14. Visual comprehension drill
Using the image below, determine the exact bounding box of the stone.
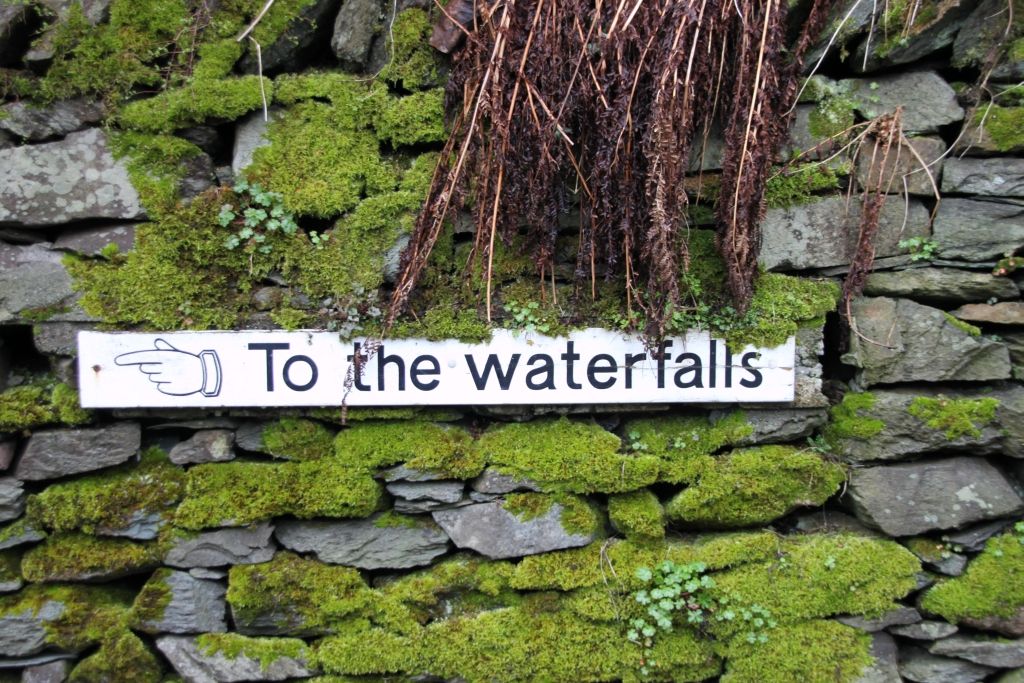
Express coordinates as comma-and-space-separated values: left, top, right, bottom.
164, 523, 276, 568
727, 408, 827, 446
169, 430, 236, 465
231, 108, 280, 174
471, 468, 541, 494
854, 631, 901, 683
863, 268, 1020, 305
930, 635, 1024, 668
0, 128, 144, 226
792, 510, 883, 537
852, 1, 974, 73
0, 441, 12, 471
332, 0, 383, 68
239, 0, 337, 72
133, 570, 227, 634
274, 515, 450, 570
387, 481, 465, 513
156, 635, 317, 682
906, 539, 968, 576
189, 567, 226, 580
804, 0, 876, 69
0, 3, 33, 66
179, 126, 223, 156
962, 607, 1024, 637
943, 520, 1011, 553
759, 196, 929, 271
793, 326, 830, 409
841, 298, 1011, 386
933, 198, 1024, 261
233, 422, 267, 452
890, 620, 958, 640
942, 158, 1024, 198
838, 607, 921, 632
0, 520, 46, 551
846, 456, 1024, 536
953, 114, 1024, 156
32, 322, 95, 357
432, 501, 597, 559
14, 423, 141, 481
383, 233, 409, 284
952, 303, 1024, 326
179, 152, 216, 200
899, 647, 995, 683
856, 136, 946, 196
95, 510, 166, 541
0, 600, 64, 657
0, 478, 24, 523
842, 72, 964, 133
0, 257, 74, 324
952, 0, 1012, 69
21, 659, 73, 683
379, 465, 448, 483
0, 99, 105, 141
1005, 332, 1024, 367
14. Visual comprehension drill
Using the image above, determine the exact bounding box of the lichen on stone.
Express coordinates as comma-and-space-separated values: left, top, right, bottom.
907, 395, 999, 440
109, 132, 205, 217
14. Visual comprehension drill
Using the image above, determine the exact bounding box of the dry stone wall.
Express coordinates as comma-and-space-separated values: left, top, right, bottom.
0, 0, 1023, 681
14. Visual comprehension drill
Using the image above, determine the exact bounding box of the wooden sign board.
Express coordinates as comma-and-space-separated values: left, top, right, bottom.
77, 329, 796, 408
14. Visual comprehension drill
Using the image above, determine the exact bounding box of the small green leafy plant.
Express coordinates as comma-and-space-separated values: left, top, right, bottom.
898, 237, 939, 262
627, 431, 649, 452
503, 300, 551, 333
993, 253, 1021, 277
218, 180, 300, 254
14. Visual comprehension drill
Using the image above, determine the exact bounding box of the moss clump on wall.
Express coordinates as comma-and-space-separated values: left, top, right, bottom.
943, 312, 982, 337
822, 391, 884, 448
503, 493, 601, 536
0, 381, 89, 432
920, 530, 1024, 622
128, 568, 174, 628
117, 76, 270, 133
26, 448, 184, 534
763, 163, 846, 208
728, 273, 838, 349
478, 418, 659, 494
261, 418, 335, 461
20, 533, 162, 583
377, 9, 444, 90
0, 583, 133, 650
373, 89, 447, 146
608, 490, 665, 540
666, 446, 846, 528
197, 633, 310, 669
69, 630, 162, 683
907, 396, 999, 440
971, 105, 1024, 152
719, 620, 871, 683
623, 413, 753, 484
110, 132, 205, 217
334, 421, 484, 479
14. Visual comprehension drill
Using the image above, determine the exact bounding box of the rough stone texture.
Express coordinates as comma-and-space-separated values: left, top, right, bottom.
0, 99, 105, 141
841, 297, 1011, 386
0, 600, 64, 657
954, 114, 1024, 156
0, 128, 145, 226
852, 1, 973, 73
0, 243, 75, 323
133, 570, 227, 634
233, 422, 267, 452
169, 430, 236, 465
387, 481, 465, 513
275, 515, 450, 570
933, 198, 1024, 261
890, 621, 959, 640
432, 501, 597, 559
0, 478, 24, 523
952, 0, 1012, 69
379, 465, 448, 483
164, 523, 276, 568
857, 136, 946, 196
842, 72, 964, 133
727, 408, 827, 446
231, 108, 280, 174
759, 196, 929, 271
846, 457, 1024, 537
0, 520, 45, 551
863, 268, 1020, 305
239, 0, 338, 73
929, 635, 1024, 668
943, 158, 1024, 197
157, 635, 317, 682
962, 607, 1024, 638
899, 646, 995, 683
794, 326, 829, 409
471, 468, 542, 494
838, 607, 921, 632
14, 423, 141, 481
331, 0, 383, 68
943, 520, 1011, 553
854, 631, 902, 683
21, 659, 73, 683
952, 303, 1024, 326
179, 152, 216, 200
95, 509, 165, 541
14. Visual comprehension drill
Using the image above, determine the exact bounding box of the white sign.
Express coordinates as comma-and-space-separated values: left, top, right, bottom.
77, 329, 796, 408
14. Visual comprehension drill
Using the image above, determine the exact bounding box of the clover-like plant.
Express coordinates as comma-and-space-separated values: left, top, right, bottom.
219, 180, 299, 254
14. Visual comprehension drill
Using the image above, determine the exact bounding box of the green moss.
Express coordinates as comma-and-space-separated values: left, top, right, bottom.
504, 493, 600, 536
907, 396, 999, 440
117, 76, 270, 133
807, 93, 856, 140
920, 531, 1024, 622
391, 306, 494, 343
0, 551, 20, 586
608, 490, 665, 540
944, 312, 982, 337
315, 622, 417, 675
378, 9, 443, 90
0, 381, 90, 432
1009, 37, 1024, 61
21, 533, 161, 583
69, 630, 162, 683
0, 583, 134, 651
719, 620, 871, 683
666, 446, 845, 528
191, 38, 244, 80
334, 421, 484, 479
227, 552, 374, 633
26, 447, 185, 534
261, 418, 335, 460
823, 392, 884, 447
972, 105, 1024, 152
0, 518, 45, 549
764, 163, 845, 208
727, 274, 838, 349
174, 459, 383, 530
197, 633, 310, 670
110, 132, 204, 217
129, 568, 174, 627
478, 418, 659, 494
373, 89, 447, 146
623, 413, 753, 484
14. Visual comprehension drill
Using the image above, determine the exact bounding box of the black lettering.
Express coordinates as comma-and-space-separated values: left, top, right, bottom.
525, 354, 556, 390
248, 342, 289, 391
740, 351, 764, 388
624, 352, 646, 389
673, 352, 704, 388
283, 355, 318, 391
724, 344, 733, 387
346, 343, 371, 391
560, 341, 582, 390
410, 355, 441, 391
708, 338, 717, 388
587, 354, 617, 389
376, 345, 406, 391
656, 340, 673, 389
465, 354, 521, 390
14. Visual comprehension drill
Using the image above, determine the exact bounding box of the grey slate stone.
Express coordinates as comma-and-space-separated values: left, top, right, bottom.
841, 297, 1011, 386
846, 457, 1024, 536
852, 2, 974, 73
890, 620, 958, 640
231, 108, 280, 174
275, 514, 450, 570
0, 260, 74, 324
432, 500, 597, 559
838, 607, 921, 632
0, 520, 46, 551
169, 429, 236, 465
14, 423, 141, 481
0, 128, 144, 227
379, 465, 448, 483
727, 408, 827, 446
863, 268, 1020, 305
842, 72, 964, 133
962, 606, 1024, 637
0, 99, 105, 141
794, 326, 830, 409
952, 302, 1024, 326
239, 0, 338, 72
331, 0, 383, 67
933, 198, 1024, 262
21, 659, 73, 683
854, 631, 901, 683
0, 478, 24, 522
856, 136, 946, 196
759, 196, 929, 271
132, 570, 227, 634
899, 646, 995, 683
32, 322, 94, 356
943, 158, 1024, 197
95, 510, 165, 541
0, 600, 64, 657
156, 635, 317, 682
164, 522, 276, 568
387, 481, 465, 513
0, 440, 12, 471
943, 520, 1011, 553
930, 635, 1024, 668
188, 567, 226, 580
0, 3, 31, 66
471, 468, 541, 494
